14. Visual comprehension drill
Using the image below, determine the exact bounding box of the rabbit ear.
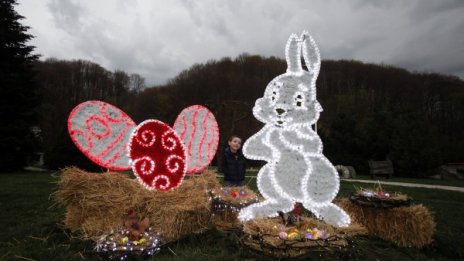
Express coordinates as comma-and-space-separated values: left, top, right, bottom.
285, 34, 303, 74
301, 31, 321, 78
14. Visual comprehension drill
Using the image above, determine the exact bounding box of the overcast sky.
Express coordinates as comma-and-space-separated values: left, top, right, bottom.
16, 0, 464, 86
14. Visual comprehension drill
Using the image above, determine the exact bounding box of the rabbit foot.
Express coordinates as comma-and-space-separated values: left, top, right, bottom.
238, 207, 255, 221
304, 202, 351, 227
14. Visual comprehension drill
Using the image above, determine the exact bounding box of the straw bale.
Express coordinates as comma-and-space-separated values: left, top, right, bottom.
54, 167, 221, 242
241, 216, 367, 258
337, 198, 435, 248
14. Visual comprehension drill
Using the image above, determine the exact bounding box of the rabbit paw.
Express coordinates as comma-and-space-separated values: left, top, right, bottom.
238, 207, 255, 222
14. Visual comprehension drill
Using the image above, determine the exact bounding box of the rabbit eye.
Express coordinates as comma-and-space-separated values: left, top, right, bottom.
271, 91, 277, 100
294, 92, 305, 109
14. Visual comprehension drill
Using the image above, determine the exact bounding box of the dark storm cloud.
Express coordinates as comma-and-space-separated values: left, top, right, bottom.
387, 1, 464, 78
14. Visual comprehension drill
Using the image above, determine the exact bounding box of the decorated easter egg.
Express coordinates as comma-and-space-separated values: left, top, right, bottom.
173, 105, 219, 174
279, 232, 288, 239
129, 120, 187, 191
68, 100, 136, 170
305, 232, 313, 240
288, 232, 300, 240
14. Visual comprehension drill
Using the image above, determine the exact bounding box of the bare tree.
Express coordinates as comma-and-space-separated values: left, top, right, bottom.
129, 73, 146, 94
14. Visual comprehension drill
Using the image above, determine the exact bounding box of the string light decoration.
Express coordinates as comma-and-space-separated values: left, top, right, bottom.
68, 101, 221, 190
128, 120, 187, 191
173, 105, 220, 174
95, 228, 161, 260
68, 100, 136, 170
238, 31, 351, 227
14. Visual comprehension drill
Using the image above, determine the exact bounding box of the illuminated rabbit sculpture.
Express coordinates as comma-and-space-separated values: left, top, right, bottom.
238, 32, 351, 227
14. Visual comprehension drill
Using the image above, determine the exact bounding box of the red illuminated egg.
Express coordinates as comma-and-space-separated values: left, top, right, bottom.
173, 105, 219, 174
129, 120, 187, 191
67, 101, 136, 170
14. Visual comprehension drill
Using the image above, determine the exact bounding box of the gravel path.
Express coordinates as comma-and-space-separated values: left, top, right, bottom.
342, 179, 464, 193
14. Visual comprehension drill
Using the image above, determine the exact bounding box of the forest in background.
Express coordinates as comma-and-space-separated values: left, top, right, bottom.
4, 0, 462, 177
32, 55, 464, 177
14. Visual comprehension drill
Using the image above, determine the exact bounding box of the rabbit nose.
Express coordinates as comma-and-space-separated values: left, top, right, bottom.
276, 108, 286, 115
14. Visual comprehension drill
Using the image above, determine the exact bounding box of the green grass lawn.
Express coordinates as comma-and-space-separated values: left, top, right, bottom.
1, 171, 463, 260
237, 168, 464, 187
347, 174, 464, 187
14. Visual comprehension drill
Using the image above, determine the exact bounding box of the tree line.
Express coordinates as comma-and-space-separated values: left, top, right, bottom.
2, 0, 463, 176
133, 56, 464, 177
34, 58, 145, 169
29, 55, 463, 177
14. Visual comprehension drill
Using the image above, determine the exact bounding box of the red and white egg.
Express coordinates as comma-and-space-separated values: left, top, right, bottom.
129, 120, 187, 191
67, 101, 136, 170
173, 105, 219, 174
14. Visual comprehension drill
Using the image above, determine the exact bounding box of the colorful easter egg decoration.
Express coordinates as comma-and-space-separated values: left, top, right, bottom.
173, 105, 219, 174
129, 120, 187, 191
68, 100, 136, 170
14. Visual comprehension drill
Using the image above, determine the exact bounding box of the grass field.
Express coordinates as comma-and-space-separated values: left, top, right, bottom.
347, 174, 464, 187
1, 171, 463, 260
239, 168, 464, 187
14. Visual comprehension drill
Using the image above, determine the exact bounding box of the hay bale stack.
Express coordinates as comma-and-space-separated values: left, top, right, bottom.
55, 167, 220, 242
241, 217, 367, 258
337, 198, 435, 248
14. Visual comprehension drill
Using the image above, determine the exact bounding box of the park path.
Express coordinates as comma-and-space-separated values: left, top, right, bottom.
342, 179, 464, 193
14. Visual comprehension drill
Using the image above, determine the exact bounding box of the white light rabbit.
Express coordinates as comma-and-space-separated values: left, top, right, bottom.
238, 31, 351, 227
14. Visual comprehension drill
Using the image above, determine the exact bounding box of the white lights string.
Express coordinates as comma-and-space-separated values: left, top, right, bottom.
95, 228, 162, 259
238, 31, 351, 227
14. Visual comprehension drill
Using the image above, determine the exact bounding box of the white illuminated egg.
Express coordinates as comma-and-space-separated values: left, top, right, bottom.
173, 105, 219, 174
67, 100, 136, 170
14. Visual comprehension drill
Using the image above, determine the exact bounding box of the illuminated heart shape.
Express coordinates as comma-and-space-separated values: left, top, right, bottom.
173, 105, 219, 174
68, 101, 136, 170
129, 120, 187, 191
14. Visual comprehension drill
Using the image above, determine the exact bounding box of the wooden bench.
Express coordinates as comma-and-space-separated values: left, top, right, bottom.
368, 160, 394, 179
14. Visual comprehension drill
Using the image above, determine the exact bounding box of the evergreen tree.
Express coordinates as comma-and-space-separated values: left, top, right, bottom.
0, 0, 40, 171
